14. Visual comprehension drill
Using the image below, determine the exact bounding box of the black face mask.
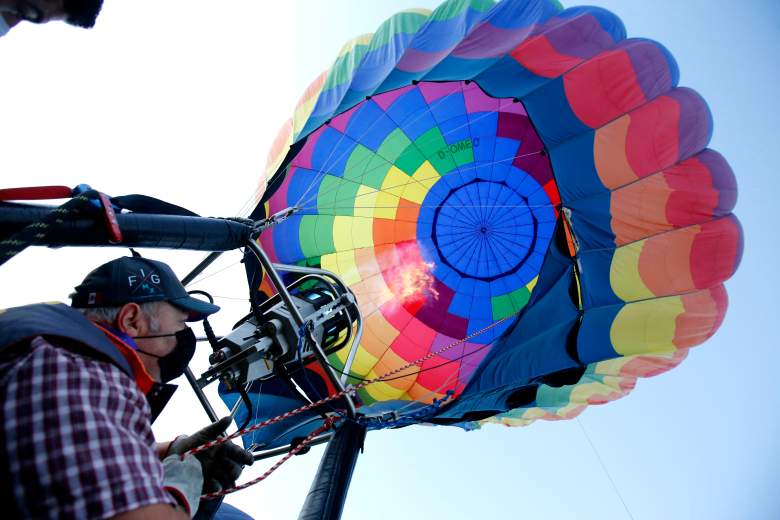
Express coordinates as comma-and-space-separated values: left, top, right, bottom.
134, 327, 196, 383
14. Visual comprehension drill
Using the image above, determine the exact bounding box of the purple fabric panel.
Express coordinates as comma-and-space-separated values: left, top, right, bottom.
396, 47, 451, 73
623, 39, 675, 100
452, 22, 537, 59
699, 149, 738, 215
414, 278, 469, 340
546, 11, 621, 59
670, 87, 713, 162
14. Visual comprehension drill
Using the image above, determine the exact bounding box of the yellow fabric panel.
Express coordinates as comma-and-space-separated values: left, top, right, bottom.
335, 250, 360, 285
374, 192, 399, 219
381, 165, 412, 198
332, 216, 355, 251
610, 172, 673, 246
345, 345, 379, 377
610, 240, 654, 301
332, 216, 374, 251
354, 185, 378, 218
375, 348, 417, 391
362, 311, 399, 358
364, 378, 408, 402
320, 252, 339, 278
611, 296, 684, 356
412, 160, 441, 188
406, 382, 446, 404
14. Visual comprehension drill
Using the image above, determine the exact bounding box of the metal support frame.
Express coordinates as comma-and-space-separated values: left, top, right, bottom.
246, 239, 357, 418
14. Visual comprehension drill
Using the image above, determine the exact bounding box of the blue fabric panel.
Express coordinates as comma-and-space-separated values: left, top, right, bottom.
565, 191, 616, 250
577, 248, 621, 308
347, 32, 417, 93
522, 77, 591, 148
439, 115, 471, 146
481, 0, 559, 30
410, 9, 488, 53
343, 101, 396, 152
284, 168, 324, 210
271, 215, 304, 261
426, 56, 501, 82
475, 57, 548, 99
429, 91, 466, 124
220, 386, 323, 450
440, 224, 579, 415
311, 127, 356, 176
576, 303, 621, 364
546, 132, 604, 203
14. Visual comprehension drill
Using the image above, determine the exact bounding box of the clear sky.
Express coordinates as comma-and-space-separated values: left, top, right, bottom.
0, 1, 777, 519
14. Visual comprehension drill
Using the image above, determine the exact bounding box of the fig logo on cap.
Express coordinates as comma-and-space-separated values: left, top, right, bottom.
128, 269, 162, 295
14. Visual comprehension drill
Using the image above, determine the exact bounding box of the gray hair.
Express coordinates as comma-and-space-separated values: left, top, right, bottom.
75, 301, 163, 332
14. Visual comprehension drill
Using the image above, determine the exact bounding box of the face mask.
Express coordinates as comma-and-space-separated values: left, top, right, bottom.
134, 327, 197, 383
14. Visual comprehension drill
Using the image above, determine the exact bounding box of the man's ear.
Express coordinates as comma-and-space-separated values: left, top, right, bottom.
116, 303, 146, 336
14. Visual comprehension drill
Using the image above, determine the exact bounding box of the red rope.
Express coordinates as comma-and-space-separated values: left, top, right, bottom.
200, 417, 337, 499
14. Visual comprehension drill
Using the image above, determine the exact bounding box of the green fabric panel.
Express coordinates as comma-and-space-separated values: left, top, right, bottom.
451, 138, 475, 167
377, 128, 412, 163
491, 294, 514, 320
314, 215, 336, 255
394, 142, 427, 175
364, 155, 393, 188
335, 181, 361, 216
429, 0, 495, 21
344, 144, 376, 183
316, 176, 340, 213
366, 11, 429, 53
491, 286, 531, 320
417, 127, 456, 174
298, 215, 320, 258
509, 286, 532, 311
300, 215, 335, 257
323, 43, 370, 91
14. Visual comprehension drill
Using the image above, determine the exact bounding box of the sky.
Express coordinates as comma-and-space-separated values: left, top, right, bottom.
0, 1, 778, 519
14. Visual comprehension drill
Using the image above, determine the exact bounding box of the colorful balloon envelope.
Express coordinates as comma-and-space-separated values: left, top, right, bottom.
226, 0, 742, 447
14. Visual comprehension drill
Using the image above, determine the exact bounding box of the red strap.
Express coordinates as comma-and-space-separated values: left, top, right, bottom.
0, 186, 73, 201
97, 191, 123, 243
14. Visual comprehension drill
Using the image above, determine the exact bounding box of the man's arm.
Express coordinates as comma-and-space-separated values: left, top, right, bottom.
1, 338, 187, 518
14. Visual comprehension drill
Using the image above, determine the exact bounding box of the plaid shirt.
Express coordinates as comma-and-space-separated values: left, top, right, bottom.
0, 336, 176, 519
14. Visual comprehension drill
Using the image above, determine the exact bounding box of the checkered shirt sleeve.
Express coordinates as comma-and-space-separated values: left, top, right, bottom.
0, 336, 177, 519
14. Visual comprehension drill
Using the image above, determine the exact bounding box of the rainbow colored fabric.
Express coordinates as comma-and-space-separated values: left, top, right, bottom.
233, 0, 742, 443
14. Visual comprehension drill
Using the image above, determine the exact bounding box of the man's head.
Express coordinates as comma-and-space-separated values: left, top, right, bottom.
0, 0, 103, 33
71, 256, 220, 382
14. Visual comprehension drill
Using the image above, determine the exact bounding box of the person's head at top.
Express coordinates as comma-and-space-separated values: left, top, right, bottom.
70, 254, 220, 383
0, 0, 103, 36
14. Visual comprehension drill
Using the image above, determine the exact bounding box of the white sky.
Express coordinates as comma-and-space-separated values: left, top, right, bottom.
0, 1, 777, 519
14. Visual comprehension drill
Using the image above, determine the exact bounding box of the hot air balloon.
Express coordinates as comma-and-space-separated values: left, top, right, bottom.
221, 0, 742, 450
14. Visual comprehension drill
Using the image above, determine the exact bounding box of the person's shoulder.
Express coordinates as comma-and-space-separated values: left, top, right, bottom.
3, 335, 132, 388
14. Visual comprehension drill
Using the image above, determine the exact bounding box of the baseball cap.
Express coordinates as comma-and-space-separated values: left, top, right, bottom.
71, 256, 220, 321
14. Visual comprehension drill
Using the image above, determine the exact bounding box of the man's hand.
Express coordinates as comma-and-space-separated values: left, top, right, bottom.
162, 454, 203, 518
168, 416, 254, 494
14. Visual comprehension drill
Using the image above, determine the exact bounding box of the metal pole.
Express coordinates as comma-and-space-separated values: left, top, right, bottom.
181, 251, 224, 286
180, 251, 226, 424
184, 368, 220, 423
252, 433, 334, 461
246, 239, 356, 418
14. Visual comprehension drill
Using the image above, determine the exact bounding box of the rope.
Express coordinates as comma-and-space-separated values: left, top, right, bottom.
186, 311, 520, 498
200, 417, 338, 500
0, 192, 94, 268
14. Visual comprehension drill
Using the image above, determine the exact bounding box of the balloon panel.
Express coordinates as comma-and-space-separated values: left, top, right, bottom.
261, 80, 558, 406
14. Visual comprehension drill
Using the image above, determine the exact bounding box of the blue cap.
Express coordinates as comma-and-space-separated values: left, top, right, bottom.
71, 256, 220, 321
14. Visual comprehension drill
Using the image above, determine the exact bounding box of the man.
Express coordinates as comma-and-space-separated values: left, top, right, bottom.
0, 255, 254, 519
0, 0, 103, 36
